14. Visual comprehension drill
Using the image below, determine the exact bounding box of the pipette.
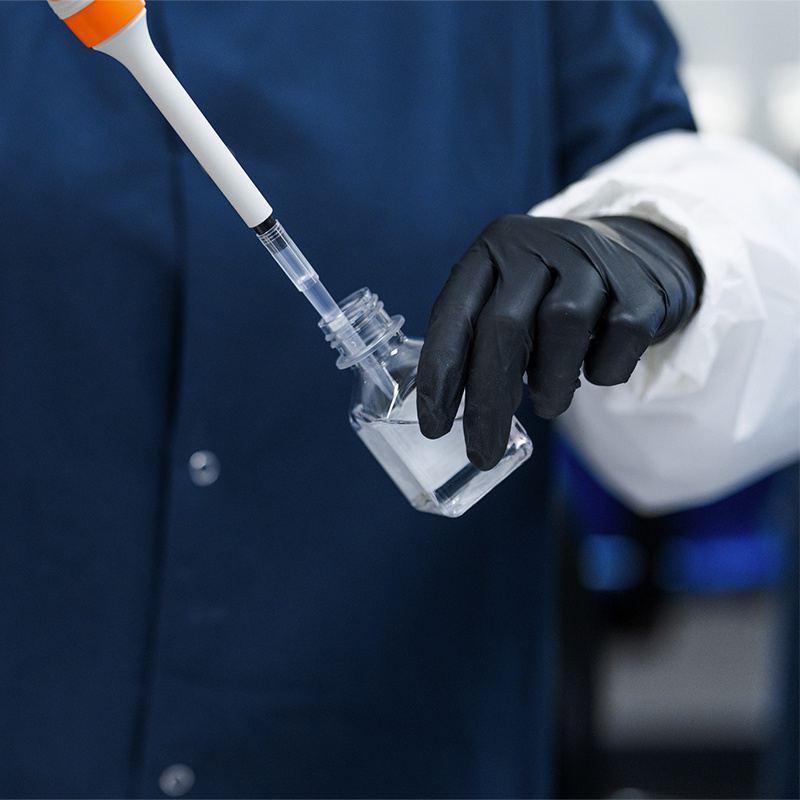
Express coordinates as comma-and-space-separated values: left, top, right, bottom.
49, 0, 397, 399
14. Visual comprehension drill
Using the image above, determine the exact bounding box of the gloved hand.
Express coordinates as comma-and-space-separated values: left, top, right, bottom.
416, 214, 703, 470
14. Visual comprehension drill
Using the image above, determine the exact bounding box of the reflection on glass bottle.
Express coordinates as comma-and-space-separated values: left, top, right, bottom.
320, 288, 533, 518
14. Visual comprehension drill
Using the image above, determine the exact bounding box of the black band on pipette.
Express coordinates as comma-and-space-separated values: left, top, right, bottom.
252, 215, 277, 236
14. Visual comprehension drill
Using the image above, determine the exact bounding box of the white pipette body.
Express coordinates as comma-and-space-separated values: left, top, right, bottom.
50, 2, 396, 399
95, 9, 272, 229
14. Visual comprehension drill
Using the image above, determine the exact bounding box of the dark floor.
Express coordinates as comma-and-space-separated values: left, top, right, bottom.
557, 583, 783, 799
599, 745, 760, 799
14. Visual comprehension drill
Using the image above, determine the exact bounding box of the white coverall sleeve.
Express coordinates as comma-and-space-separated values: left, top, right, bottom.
530, 131, 800, 515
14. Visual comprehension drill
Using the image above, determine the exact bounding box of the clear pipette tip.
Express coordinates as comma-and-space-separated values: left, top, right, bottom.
257, 220, 397, 400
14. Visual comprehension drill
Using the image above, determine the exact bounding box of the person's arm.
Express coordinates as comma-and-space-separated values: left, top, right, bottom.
538, 131, 800, 513
418, 130, 800, 514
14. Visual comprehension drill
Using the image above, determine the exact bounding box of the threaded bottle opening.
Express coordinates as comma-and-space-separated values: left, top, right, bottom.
319, 287, 404, 369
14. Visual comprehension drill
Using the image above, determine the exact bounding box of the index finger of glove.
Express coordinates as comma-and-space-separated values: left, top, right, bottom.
417, 242, 497, 439
463, 265, 553, 469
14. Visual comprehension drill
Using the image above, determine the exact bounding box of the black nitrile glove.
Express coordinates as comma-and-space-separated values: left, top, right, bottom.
416, 214, 703, 470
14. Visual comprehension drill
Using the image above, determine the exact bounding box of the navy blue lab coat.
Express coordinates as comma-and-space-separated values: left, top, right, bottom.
0, 2, 694, 797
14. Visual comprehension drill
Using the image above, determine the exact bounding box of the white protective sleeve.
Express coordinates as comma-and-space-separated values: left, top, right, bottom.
530, 131, 800, 515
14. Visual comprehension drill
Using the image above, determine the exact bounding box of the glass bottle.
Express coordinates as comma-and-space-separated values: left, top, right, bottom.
319, 287, 533, 518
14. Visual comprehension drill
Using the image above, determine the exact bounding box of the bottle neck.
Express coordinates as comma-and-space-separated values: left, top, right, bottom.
362, 330, 407, 369
319, 287, 405, 371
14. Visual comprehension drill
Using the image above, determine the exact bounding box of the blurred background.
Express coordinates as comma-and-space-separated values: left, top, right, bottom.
556, 2, 799, 798
662, 0, 799, 170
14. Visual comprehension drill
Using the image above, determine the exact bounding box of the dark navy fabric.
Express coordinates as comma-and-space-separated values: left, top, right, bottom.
0, 2, 693, 797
